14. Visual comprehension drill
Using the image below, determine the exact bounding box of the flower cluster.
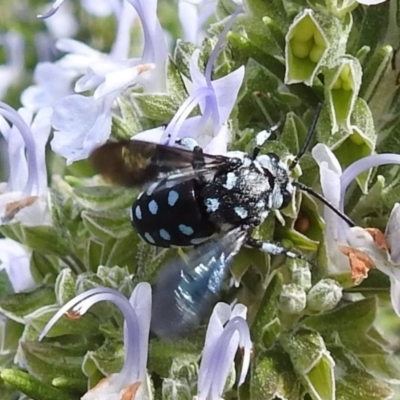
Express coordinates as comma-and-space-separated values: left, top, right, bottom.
1, 0, 400, 399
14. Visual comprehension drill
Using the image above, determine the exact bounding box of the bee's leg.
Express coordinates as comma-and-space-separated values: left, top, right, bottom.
176, 137, 205, 170
246, 236, 310, 263
252, 122, 282, 159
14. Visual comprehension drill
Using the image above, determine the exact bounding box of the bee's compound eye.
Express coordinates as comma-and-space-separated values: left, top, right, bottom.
280, 190, 292, 209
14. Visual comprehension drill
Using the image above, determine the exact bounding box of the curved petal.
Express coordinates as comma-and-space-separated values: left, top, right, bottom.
204, 123, 229, 155
132, 126, 166, 143
127, 283, 152, 382
357, 0, 387, 4
312, 144, 344, 242
211, 66, 245, 127
179, 1, 199, 43
390, 277, 400, 318
189, 50, 207, 113
386, 204, 400, 264
0, 238, 34, 292
197, 303, 231, 396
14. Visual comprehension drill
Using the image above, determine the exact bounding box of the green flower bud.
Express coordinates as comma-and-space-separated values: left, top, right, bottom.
324, 0, 358, 17
285, 9, 352, 86
278, 283, 307, 314
292, 266, 312, 291
361, 45, 396, 126
324, 56, 362, 133
55, 268, 76, 304
307, 279, 342, 312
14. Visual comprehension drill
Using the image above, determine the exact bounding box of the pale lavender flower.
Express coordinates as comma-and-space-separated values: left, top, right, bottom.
339, 153, 400, 316
178, 0, 217, 44
0, 32, 24, 100
39, 0, 168, 164
0, 102, 52, 226
21, 61, 78, 112
51, 63, 154, 164
134, 7, 244, 155
313, 144, 400, 314
195, 302, 252, 400
40, 284, 152, 400
0, 239, 35, 293
40, 0, 167, 92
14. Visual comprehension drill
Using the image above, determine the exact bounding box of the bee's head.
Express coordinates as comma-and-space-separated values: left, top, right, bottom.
256, 153, 294, 210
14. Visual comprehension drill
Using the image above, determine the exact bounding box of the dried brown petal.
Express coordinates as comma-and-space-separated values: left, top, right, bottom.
339, 245, 375, 284
121, 382, 141, 400
365, 228, 388, 251
4, 196, 38, 222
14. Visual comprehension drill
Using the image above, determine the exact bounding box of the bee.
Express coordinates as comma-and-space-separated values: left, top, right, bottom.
90, 105, 353, 338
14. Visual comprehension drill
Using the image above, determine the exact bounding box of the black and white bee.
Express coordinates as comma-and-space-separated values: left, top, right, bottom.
90, 106, 353, 338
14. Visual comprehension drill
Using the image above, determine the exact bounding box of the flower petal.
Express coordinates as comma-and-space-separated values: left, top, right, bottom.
127, 282, 152, 382
211, 66, 245, 128
312, 144, 345, 242
357, 0, 387, 4
386, 203, 400, 264
0, 238, 34, 292
197, 302, 231, 393
51, 95, 112, 164
132, 126, 166, 143
390, 276, 400, 317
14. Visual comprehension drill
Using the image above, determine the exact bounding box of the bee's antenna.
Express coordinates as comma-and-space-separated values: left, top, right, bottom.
289, 103, 323, 171
293, 181, 355, 227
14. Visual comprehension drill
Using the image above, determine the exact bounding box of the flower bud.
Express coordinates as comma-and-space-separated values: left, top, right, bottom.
278, 284, 307, 314
285, 9, 352, 86
307, 279, 342, 312
362, 45, 396, 122
292, 267, 312, 291
324, 56, 362, 133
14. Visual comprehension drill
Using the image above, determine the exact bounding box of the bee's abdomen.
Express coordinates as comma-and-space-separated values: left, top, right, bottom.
131, 180, 216, 247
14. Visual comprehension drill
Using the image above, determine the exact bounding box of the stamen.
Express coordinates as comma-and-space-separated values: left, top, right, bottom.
204, 6, 243, 87
164, 87, 214, 145
37, 0, 66, 19
340, 154, 400, 210
0, 103, 39, 195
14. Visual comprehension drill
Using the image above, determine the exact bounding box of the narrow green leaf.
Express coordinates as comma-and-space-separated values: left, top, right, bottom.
81, 209, 133, 241
0, 286, 56, 323
252, 273, 283, 346
73, 186, 136, 211
0, 368, 75, 400
20, 341, 88, 383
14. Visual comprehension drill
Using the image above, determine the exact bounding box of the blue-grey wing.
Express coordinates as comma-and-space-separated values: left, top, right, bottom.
151, 227, 247, 338
90, 139, 229, 188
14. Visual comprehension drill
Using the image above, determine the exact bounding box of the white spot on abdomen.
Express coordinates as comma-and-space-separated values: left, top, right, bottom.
148, 200, 158, 215
179, 224, 194, 236
135, 206, 142, 220
159, 229, 171, 241
144, 232, 155, 244
168, 190, 179, 206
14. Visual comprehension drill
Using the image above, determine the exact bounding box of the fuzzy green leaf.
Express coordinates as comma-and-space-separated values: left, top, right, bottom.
0, 286, 56, 323
0, 368, 76, 400
250, 347, 302, 400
